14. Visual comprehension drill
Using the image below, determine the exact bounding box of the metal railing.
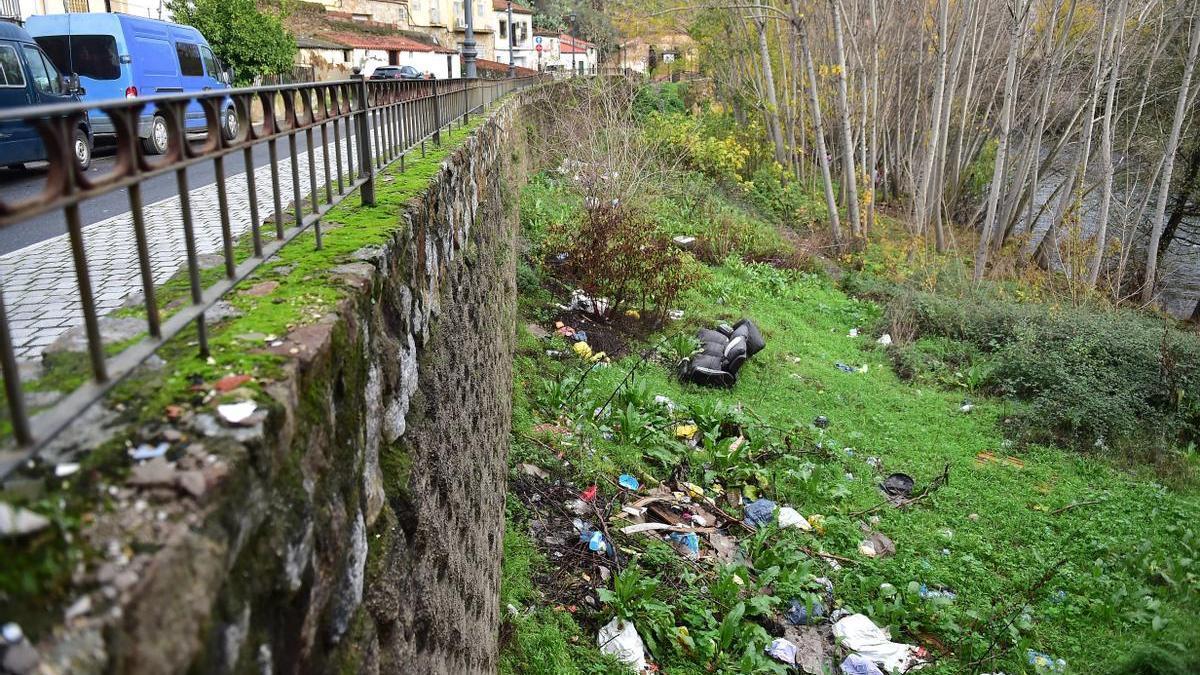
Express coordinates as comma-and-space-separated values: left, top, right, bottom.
0, 74, 547, 476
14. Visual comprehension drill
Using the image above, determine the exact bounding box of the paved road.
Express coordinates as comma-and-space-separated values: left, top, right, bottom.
0, 126, 381, 361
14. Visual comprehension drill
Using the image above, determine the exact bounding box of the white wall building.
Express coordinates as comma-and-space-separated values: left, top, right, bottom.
4, 0, 166, 21
490, 0, 532, 69
321, 32, 460, 78
532, 31, 596, 74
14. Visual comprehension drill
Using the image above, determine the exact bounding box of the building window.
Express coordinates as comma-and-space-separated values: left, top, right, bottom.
430, 1, 440, 23
64, 0, 88, 11
498, 20, 506, 39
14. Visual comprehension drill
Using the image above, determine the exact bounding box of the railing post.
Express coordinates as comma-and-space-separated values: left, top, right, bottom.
431, 78, 442, 146
356, 73, 376, 206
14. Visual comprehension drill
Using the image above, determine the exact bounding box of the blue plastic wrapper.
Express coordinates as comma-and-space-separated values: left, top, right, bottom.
1026, 650, 1067, 674
588, 531, 607, 554
668, 532, 700, 556
618, 474, 640, 490
840, 654, 884, 675
743, 498, 777, 528
785, 598, 825, 625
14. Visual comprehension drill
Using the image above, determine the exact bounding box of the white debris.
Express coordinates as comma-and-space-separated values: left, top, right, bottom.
0, 502, 51, 538
598, 618, 649, 671
778, 507, 812, 531
55, 463, 81, 477
876, 333, 893, 346
848, 328, 859, 338
832, 614, 925, 673
217, 401, 258, 425
2, 622, 23, 644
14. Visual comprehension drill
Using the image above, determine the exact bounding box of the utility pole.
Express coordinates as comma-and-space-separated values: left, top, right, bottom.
463, 0, 477, 78
507, 0, 515, 77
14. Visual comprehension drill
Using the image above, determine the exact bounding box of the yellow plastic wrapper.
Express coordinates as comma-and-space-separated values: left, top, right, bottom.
807, 514, 826, 534
681, 482, 704, 499
625, 309, 641, 320
674, 423, 698, 439
572, 341, 593, 360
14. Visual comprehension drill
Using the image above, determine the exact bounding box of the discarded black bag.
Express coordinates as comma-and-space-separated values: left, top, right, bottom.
681, 319, 765, 387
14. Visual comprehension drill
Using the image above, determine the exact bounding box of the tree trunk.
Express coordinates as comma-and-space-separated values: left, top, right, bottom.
974, 0, 1028, 281
866, 0, 880, 234
830, 0, 862, 240
799, 16, 843, 246
1143, 10, 1200, 304
916, 0, 950, 249
1087, 0, 1127, 287
755, 13, 788, 165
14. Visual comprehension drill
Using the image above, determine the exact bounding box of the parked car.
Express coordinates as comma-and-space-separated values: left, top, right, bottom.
25, 13, 236, 155
0, 21, 93, 170
370, 65, 422, 80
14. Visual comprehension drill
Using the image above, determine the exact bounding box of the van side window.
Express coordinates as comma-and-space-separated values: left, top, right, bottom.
22, 45, 62, 95
0, 45, 25, 87
176, 42, 203, 77
35, 35, 120, 81
199, 45, 220, 79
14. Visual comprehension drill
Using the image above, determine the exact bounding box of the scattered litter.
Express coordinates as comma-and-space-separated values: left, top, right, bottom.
919, 585, 957, 602
654, 395, 676, 411
807, 514, 827, 534
743, 498, 777, 528
765, 638, 800, 665
786, 599, 825, 625
835, 362, 855, 373
840, 654, 885, 675
519, 463, 550, 479
0, 502, 51, 538
581, 485, 598, 502
54, 463, 80, 478
674, 424, 698, 439
672, 235, 697, 249
858, 533, 896, 558
832, 614, 926, 673
217, 401, 258, 425
214, 374, 252, 392
866, 456, 882, 469
667, 309, 684, 321
814, 415, 830, 429
679, 319, 765, 388
64, 595, 91, 620
567, 289, 610, 316
620, 522, 697, 535
2, 623, 22, 644
876, 333, 893, 346
967, 513, 980, 521
618, 474, 640, 490
669, 532, 700, 557
1026, 650, 1067, 674
880, 473, 915, 498
574, 331, 589, 343
708, 531, 739, 562
588, 531, 608, 554
848, 328, 859, 338
566, 499, 590, 515
681, 482, 704, 499
625, 309, 640, 320
129, 442, 169, 460
598, 618, 648, 672
960, 399, 974, 413
572, 341, 594, 360
778, 507, 812, 531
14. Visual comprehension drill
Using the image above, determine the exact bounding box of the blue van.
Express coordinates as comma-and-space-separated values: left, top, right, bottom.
0, 21, 93, 170
26, 13, 236, 155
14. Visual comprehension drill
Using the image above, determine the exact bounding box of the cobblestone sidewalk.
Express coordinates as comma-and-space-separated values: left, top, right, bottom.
0, 137, 361, 361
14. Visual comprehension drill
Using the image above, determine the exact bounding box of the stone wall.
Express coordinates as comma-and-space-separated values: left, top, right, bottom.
2, 88, 539, 675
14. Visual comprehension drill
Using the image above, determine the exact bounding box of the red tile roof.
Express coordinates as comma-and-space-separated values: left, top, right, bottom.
558, 34, 593, 54
492, 0, 533, 14
321, 32, 457, 53
475, 57, 538, 76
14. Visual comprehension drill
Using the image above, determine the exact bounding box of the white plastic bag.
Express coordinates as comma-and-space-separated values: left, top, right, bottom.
778, 507, 813, 530
598, 618, 649, 671
832, 614, 924, 673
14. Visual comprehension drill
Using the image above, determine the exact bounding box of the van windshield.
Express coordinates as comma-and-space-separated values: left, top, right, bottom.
35, 35, 120, 81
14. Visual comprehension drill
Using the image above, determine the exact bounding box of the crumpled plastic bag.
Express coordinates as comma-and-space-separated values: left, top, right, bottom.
743, 498, 777, 528
840, 653, 885, 675
778, 506, 812, 530
598, 618, 649, 671
832, 614, 925, 673
765, 638, 799, 665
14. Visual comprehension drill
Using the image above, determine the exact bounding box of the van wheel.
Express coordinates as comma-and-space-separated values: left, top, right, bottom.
221, 107, 239, 141
141, 115, 169, 155
73, 128, 92, 171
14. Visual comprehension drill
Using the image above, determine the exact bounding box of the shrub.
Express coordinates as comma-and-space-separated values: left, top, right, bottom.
873, 286, 1200, 457
544, 204, 704, 323
632, 83, 688, 121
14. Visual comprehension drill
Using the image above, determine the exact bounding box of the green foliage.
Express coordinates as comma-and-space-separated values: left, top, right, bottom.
167, 0, 296, 85
868, 284, 1200, 457
633, 83, 688, 121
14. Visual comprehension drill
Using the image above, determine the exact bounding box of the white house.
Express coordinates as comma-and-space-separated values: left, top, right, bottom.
490, 0, 532, 70
532, 31, 596, 74
4, 0, 165, 21
321, 31, 460, 78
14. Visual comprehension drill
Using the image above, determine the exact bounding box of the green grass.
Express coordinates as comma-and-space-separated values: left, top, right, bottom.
503, 178, 1200, 673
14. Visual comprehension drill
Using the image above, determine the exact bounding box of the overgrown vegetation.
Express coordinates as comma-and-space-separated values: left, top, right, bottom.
501, 83, 1200, 675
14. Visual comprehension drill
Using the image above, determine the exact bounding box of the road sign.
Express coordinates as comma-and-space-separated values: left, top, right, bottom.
535, 44, 543, 52
534, 36, 543, 44
662, 53, 676, 64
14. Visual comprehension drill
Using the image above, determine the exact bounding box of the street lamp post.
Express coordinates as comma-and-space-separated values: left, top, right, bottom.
507, 0, 515, 78
463, 0, 478, 78
567, 12, 576, 76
